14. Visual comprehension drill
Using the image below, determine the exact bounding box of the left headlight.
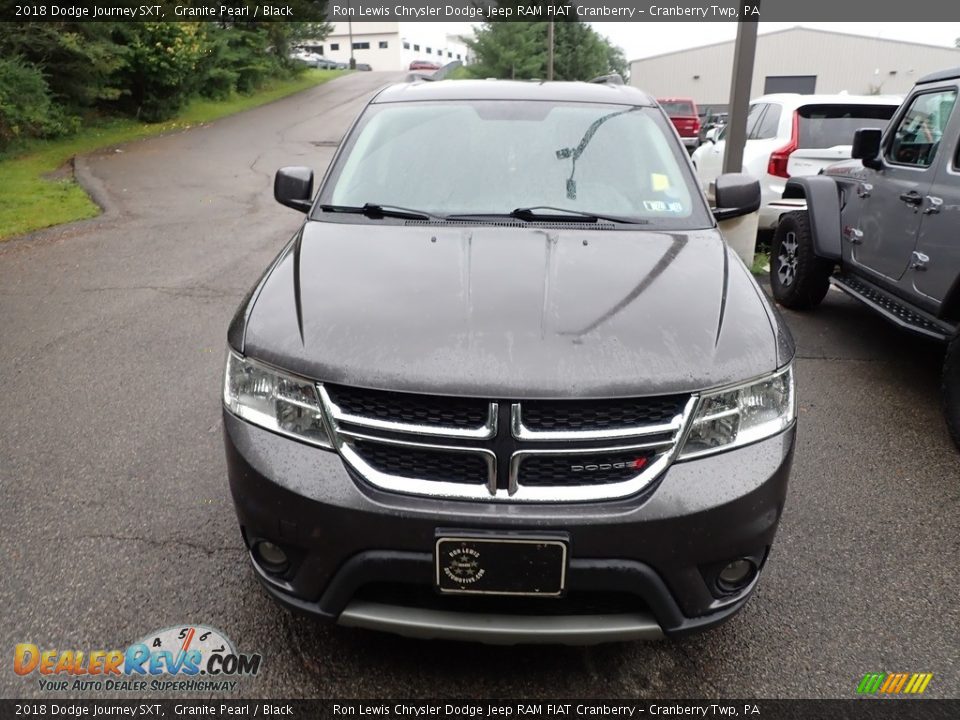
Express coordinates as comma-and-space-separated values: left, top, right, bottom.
223, 350, 332, 449
679, 365, 795, 459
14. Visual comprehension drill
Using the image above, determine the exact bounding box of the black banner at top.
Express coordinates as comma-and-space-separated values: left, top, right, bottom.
5, 0, 960, 22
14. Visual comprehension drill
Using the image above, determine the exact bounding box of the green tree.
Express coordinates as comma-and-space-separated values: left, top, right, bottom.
0, 22, 127, 110
466, 15, 627, 82
112, 22, 207, 121
0, 10, 334, 143
552, 21, 610, 80
466, 22, 546, 79
604, 38, 628, 80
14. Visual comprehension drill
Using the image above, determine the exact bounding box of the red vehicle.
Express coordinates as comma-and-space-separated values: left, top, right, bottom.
409, 60, 441, 71
658, 97, 701, 151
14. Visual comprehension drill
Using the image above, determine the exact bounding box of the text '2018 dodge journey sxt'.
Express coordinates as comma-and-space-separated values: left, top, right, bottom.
222, 79, 797, 644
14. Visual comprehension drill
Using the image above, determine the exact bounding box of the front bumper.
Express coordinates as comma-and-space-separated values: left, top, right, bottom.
224, 411, 795, 643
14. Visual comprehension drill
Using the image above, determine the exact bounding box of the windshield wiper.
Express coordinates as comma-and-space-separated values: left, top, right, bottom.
507, 206, 643, 224
318, 203, 445, 221
555, 107, 639, 200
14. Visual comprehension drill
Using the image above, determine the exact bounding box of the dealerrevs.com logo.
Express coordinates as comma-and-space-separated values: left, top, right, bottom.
14, 625, 262, 693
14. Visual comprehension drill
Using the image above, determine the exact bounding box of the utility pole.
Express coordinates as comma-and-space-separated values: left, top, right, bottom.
348, 10, 355, 70
547, 21, 555, 81
722, 12, 760, 173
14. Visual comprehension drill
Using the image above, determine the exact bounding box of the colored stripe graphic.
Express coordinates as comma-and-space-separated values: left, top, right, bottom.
858, 673, 933, 695
857, 673, 885, 694
880, 674, 898, 693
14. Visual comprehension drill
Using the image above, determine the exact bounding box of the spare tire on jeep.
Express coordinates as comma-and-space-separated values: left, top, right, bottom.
770, 211, 833, 310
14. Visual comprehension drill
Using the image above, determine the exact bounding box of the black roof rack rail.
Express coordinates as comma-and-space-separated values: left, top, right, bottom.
404, 72, 435, 83
590, 73, 624, 86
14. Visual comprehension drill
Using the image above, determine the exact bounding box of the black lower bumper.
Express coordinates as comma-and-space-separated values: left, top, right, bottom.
256, 549, 753, 641
223, 411, 794, 643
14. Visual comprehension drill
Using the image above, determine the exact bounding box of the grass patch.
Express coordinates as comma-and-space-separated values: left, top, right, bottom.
0, 69, 346, 241
752, 251, 771, 276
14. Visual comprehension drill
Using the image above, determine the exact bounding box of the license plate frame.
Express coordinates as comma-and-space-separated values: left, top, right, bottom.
434, 534, 568, 597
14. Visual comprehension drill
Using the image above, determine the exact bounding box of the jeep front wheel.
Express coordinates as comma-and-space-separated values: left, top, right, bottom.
770, 211, 832, 310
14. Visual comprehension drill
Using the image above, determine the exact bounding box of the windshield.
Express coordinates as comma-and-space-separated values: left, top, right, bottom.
318, 100, 709, 227
659, 100, 695, 116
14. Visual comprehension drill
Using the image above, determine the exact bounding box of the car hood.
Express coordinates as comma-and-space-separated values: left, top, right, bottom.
239, 221, 790, 398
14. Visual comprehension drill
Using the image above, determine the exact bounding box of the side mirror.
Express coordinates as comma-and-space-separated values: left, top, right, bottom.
852, 128, 883, 170
713, 173, 761, 221
274, 167, 314, 212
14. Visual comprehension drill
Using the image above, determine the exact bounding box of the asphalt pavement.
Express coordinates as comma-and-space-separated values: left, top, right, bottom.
1, 71, 957, 699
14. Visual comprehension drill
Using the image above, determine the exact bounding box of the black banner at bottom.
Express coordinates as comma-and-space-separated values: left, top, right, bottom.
0, 700, 957, 720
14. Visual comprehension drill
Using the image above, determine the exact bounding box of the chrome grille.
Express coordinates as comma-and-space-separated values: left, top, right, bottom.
517, 450, 658, 487
326, 384, 490, 429
318, 384, 695, 503
323, 384, 497, 439
356, 440, 488, 486
519, 396, 687, 433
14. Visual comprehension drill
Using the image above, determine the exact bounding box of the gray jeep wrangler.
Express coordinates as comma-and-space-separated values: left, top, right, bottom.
770, 66, 960, 449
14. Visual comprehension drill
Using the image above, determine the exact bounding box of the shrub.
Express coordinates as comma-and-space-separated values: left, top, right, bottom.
0, 57, 76, 149
0, 22, 329, 136
234, 62, 273, 94
200, 68, 239, 101
115, 23, 205, 122
219, 27, 284, 95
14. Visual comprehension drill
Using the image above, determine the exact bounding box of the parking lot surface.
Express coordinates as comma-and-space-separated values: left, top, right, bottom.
1, 72, 957, 699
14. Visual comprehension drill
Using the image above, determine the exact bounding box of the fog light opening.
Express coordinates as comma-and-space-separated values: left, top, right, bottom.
253, 540, 290, 575
716, 558, 757, 593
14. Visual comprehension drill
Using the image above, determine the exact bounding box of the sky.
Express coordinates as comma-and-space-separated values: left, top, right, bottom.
444, 22, 960, 61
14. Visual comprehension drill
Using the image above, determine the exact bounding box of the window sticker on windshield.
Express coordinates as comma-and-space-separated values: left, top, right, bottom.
643, 200, 684, 213
651, 173, 671, 191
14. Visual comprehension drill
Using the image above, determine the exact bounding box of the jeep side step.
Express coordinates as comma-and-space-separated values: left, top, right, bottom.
831, 275, 957, 342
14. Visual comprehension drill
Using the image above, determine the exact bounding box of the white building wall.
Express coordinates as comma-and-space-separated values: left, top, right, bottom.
396, 25, 472, 67
629, 28, 960, 108
317, 22, 471, 71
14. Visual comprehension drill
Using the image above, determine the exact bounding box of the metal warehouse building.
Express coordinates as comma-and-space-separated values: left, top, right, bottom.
629, 27, 960, 114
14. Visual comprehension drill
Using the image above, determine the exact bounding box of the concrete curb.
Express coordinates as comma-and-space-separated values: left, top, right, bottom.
73, 154, 116, 219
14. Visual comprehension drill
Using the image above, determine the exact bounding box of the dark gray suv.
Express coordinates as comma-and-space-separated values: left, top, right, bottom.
222, 79, 797, 644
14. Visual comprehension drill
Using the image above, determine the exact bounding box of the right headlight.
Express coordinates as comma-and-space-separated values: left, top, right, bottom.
223, 349, 332, 449
679, 365, 795, 459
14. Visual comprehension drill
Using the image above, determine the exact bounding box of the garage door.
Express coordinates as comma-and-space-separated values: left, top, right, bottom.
764, 75, 817, 94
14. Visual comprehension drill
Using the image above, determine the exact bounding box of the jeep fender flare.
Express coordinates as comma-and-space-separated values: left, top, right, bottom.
782, 176, 842, 261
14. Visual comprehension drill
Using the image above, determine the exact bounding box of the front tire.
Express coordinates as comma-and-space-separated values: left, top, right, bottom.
770, 211, 832, 310
942, 333, 960, 452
